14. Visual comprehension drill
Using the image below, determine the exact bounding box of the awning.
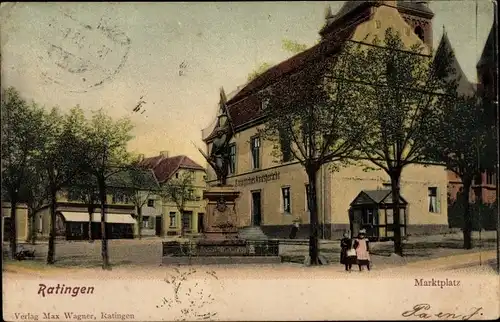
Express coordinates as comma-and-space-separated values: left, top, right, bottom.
61, 212, 136, 224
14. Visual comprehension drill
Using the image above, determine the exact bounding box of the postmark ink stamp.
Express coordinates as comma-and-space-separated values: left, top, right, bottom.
38, 7, 131, 93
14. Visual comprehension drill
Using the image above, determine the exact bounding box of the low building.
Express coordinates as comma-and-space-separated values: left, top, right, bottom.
2, 202, 28, 242
138, 152, 207, 237
35, 168, 160, 240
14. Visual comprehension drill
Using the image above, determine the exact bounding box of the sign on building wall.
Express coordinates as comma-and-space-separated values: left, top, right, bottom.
234, 171, 280, 187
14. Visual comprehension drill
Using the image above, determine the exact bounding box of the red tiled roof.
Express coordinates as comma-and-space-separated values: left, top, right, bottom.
137, 155, 164, 169
203, 26, 356, 143
139, 155, 205, 183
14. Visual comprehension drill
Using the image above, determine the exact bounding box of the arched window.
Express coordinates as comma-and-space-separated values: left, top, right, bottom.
414, 26, 424, 41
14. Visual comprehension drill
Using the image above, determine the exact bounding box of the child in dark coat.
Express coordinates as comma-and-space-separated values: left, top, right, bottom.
340, 232, 357, 271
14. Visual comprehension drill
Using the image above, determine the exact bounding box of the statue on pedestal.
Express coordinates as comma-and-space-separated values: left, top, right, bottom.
197, 87, 234, 186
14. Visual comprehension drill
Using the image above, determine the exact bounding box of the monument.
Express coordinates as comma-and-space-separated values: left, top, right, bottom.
196, 87, 240, 241
162, 88, 280, 265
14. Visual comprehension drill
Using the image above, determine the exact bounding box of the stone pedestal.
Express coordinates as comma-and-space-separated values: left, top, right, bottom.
202, 185, 240, 241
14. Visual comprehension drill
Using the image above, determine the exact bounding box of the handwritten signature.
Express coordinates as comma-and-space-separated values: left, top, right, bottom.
402, 303, 484, 320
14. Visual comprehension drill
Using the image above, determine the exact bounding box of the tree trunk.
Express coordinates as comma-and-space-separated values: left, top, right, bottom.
26, 208, 36, 244
306, 166, 320, 265
390, 168, 403, 256
87, 203, 94, 243
30, 210, 37, 245
26, 208, 33, 243
99, 178, 110, 270
9, 196, 18, 259
180, 208, 185, 238
462, 179, 473, 249
46, 190, 57, 264
137, 206, 142, 240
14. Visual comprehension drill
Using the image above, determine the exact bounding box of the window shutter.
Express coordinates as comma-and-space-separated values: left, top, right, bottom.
280, 188, 284, 213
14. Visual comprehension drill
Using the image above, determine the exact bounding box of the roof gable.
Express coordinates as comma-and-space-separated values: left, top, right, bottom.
351, 189, 408, 206
477, 23, 496, 69
106, 168, 159, 191
434, 31, 476, 97
138, 155, 165, 169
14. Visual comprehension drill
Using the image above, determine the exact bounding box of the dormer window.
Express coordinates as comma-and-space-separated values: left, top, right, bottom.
414, 26, 424, 41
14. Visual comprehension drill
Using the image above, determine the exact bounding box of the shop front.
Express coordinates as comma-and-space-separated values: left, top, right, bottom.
59, 211, 136, 240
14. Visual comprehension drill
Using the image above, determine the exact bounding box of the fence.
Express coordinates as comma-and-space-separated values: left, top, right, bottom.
162, 240, 280, 257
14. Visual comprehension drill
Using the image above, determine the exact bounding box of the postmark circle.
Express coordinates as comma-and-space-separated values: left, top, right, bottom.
38, 10, 131, 93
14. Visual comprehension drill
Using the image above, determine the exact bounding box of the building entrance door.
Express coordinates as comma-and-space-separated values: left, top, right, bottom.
155, 216, 162, 236
197, 213, 204, 233
251, 191, 262, 226
3, 217, 11, 242
182, 211, 192, 234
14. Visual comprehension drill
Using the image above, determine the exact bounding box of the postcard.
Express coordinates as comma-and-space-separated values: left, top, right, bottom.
2, 1, 499, 321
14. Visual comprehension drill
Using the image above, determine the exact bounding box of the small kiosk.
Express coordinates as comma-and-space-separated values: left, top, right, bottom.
349, 189, 408, 241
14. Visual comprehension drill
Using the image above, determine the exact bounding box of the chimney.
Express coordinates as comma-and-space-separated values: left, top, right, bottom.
416, 1, 429, 6
160, 151, 169, 158
138, 154, 145, 162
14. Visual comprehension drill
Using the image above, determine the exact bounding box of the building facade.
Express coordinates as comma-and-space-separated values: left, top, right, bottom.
2, 202, 28, 242
1, 168, 160, 241
138, 152, 207, 237
445, 21, 498, 230
203, 1, 451, 239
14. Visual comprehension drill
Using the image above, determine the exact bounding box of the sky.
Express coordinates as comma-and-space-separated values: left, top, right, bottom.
1, 1, 496, 166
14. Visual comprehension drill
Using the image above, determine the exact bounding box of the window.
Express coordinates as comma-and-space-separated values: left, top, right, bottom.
182, 213, 192, 231
414, 25, 424, 41
279, 129, 292, 163
169, 212, 176, 228
38, 215, 43, 233
282, 187, 291, 214
175, 173, 179, 178
229, 144, 236, 174
362, 209, 374, 225
251, 136, 261, 169
305, 184, 310, 211
67, 190, 82, 202
147, 199, 155, 208
112, 192, 128, 204
141, 216, 150, 229
188, 189, 194, 200
486, 172, 495, 185
428, 187, 439, 213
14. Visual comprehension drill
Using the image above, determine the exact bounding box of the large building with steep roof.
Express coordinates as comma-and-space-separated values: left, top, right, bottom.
447, 19, 498, 230
202, 0, 452, 240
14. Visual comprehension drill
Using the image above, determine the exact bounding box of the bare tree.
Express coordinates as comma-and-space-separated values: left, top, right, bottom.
161, 171, 196, 237
259, 41, 370, 265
